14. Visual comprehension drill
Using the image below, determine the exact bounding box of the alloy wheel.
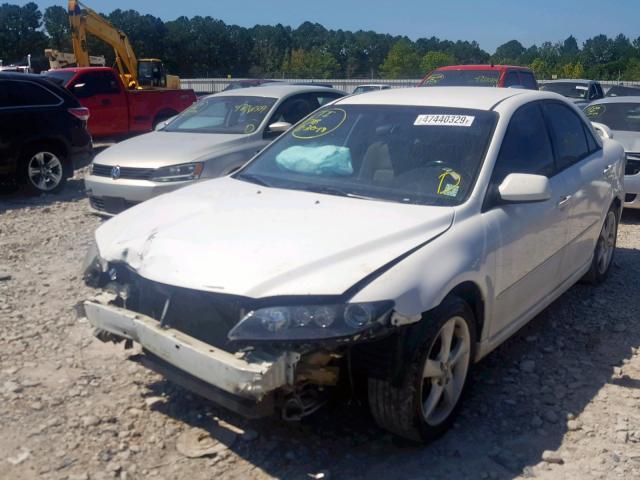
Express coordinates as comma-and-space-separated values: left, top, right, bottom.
27, 151, 64, 192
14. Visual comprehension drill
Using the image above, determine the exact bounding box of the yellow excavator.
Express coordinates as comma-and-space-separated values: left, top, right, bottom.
66, 0, 181, 89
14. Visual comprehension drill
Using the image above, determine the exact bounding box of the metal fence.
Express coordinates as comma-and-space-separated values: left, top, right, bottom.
180, 77, 640, 95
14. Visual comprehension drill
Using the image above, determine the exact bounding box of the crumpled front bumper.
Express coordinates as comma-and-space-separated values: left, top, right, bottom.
84, 301, 300, 416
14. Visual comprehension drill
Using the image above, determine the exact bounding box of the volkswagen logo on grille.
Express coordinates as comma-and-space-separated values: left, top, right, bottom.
111, 165, 121, 180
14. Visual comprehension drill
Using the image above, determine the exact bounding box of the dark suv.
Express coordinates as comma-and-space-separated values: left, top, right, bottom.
0, 72, 92, 194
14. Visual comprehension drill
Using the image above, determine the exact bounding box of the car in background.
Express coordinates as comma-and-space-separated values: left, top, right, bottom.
584, 97, 640, 209
83, 87, 624, 443
605, 85, 640, 98
85, 84, 345, 214
540, 79, 603, 107
223, 79, 277, 91
43, 67, 197, 138
419, 65, 538, 90
353, 84, 391, 95
0, 72, 92, 194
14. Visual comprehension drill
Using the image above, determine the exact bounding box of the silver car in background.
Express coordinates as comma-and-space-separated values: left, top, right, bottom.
540, 79, 604, 108
85, 85, 345, 214
584, 97, 640, 209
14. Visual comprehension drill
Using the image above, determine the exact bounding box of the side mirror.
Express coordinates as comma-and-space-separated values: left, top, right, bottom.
72, 82, 90, 98
591, 122, 613, 140
498, 173, 552, 203
268, 121, 292, 134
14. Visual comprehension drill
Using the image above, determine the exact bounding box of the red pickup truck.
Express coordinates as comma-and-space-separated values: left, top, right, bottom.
44, 67, 197, 138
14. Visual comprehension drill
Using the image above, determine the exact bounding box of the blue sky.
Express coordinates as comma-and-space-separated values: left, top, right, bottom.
26, 0, 640, 53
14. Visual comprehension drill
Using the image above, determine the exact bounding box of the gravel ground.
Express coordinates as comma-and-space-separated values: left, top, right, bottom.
1, 170, 639, 480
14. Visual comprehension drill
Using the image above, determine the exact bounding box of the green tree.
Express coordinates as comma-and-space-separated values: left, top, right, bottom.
282, 48, 339, 78
43, 5, 71, 51
530, 57, 550, 79
494, 39, 525, 63
420, 51, 454, 73
379, 39, 421, 79
0, 2, 47, 64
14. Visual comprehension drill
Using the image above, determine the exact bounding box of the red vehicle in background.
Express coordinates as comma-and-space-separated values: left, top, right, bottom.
419, 65, 538, 90
44, 67, 196, 138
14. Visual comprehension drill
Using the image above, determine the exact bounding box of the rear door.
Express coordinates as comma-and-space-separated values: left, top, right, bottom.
70, 70, 128, 137
541, 101, 610, 277
484, 102, 571, 337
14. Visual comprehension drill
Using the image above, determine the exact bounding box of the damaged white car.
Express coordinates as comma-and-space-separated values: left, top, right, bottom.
83, 87, 625, 443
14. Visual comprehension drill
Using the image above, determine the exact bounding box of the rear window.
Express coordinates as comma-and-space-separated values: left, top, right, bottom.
0, 80, 62, 108
605, 85, 640, 98
43, 70, 76, 86
584, 102, 640, 132
421, 70, 500, 87
540, 82, 589, 99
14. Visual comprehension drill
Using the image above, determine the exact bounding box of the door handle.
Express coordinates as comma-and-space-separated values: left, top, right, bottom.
557, 195, 572, 207
101, 98, 111, 106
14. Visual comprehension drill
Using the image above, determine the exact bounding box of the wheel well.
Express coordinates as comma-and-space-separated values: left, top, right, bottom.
449, 282, 485, 341
612, 197, 622, 216
20, 139, 68, 160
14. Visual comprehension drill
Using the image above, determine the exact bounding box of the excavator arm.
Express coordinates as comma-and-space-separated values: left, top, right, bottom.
67, 0, 139, 88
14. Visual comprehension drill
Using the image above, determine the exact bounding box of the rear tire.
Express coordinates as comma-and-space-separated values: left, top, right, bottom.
583, 205, 618, 285
20, 145, 70, 195
368, 295, 476, 443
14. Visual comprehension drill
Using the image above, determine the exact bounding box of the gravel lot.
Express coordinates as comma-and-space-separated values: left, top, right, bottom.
1, 170, 639, 480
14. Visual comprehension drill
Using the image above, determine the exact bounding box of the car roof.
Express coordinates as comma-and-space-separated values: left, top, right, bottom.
45, 67, 113, 73
589, 96, 640, 105
335, 86, 533, 110
544, 79, 594, 84
209, 84, 344, 98
434, 65, 532, 72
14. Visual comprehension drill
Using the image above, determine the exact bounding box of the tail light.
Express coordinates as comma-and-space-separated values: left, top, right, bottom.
68, 107, 90, 122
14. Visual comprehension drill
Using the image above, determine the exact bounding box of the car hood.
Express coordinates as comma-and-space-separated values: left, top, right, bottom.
95, 177, 455, 298
610, 130, 640, 153
93, 131, 250, 168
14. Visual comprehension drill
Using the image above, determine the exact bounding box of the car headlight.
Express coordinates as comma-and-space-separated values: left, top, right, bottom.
228, 301, 394, 342
82, 238, 107, 287
150, 162, 204, 182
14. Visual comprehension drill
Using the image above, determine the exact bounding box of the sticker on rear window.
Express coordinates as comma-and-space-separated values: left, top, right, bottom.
414, 114, 475, 127
575, 86, 589, 91
584, 104, 605, 118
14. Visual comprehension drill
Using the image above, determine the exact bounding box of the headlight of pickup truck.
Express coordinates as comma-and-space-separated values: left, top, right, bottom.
151, 162, 204, 182
228, 301, 394, 342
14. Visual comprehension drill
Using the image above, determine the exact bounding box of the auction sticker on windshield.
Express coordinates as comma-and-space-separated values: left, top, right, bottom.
414, 114, 475, 127
293, 108, 347, 139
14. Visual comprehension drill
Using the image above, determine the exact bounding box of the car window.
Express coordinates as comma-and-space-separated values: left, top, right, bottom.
491, 103, 555, 184
237, 104, 498, 206
518, 71, 537, 90
73, 71, 120, 97
314, 92, 343, 106
543, 102, 591, 170
420, 70, 500, 87
543, 103, 590, 170
0, 80, 61, 108
164, 95, 277, 134
265, 94, 320, 137
584, 124, 599, 152
503, 71, 521, 87
584, 102, 640, 132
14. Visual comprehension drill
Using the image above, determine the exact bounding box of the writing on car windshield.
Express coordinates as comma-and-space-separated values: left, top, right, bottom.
235, 105, 498, 206
422, 70, 500, 87
164, 96, 276, 134
584, 103, 640, 132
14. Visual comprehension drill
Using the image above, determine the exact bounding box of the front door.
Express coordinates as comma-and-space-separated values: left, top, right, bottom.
483, 102, 572, 338
70, 70, 128, 137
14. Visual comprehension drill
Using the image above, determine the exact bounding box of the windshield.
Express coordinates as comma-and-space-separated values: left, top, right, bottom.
164, 95, 277, 134
43, 70, 76, 86
234, 105, 498, 206
584, 103, 640, 132
421, 70, 501, 87
605, 86, 640, 97
540, 82, 589, 99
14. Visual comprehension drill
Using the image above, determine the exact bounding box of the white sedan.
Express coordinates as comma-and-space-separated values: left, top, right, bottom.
82, 87, 625, 442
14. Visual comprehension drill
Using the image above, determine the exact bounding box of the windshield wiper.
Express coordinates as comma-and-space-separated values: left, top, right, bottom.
302, 185, 378, 201
236, 173, 272, 187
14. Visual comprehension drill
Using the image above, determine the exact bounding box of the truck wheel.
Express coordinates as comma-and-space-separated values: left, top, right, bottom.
583, 205, 618, 285
368, 295, 476, 443
21, 145, 70, 194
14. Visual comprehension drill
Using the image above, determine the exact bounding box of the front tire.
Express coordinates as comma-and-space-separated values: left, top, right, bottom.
368, 295, 476, 443
20, 146, 70, 194
584, 205, 618, 285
